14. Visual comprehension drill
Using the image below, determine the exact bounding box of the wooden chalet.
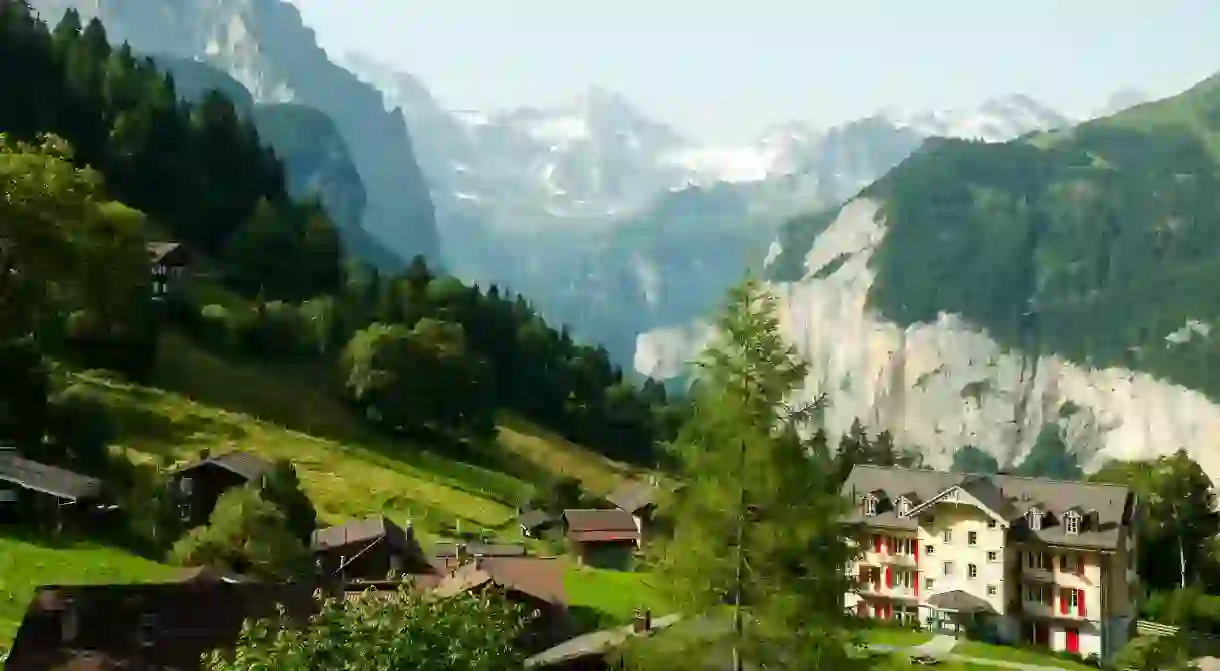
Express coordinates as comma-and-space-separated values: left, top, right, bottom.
0, 449, 104, 530
605, 479, 659, 537
170, 450, 274, 527
433, 556, 570, 652
562, 509, 640, 569
3, 580, 315, 670
311, 516, 433, 584
518, 508, 557, 538
147, 241, 193, 300
430, 540, 527, 573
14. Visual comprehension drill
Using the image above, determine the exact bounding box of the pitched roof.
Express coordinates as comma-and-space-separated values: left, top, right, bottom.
312, 516, 414, 552
431, 541, 528, 558
4, 581, 315, 670
518, 509, 555, 530
563, 509, 638, 533
925, 589, 997, 614
0, 452, 103, 501
146, 241, 183, 264
175, 450, 274, 482
842, 465, 1133, 550
432, 557, 566, 605
606, 480, 658, 514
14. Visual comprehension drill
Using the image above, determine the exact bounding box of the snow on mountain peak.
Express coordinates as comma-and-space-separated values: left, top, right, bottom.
880, 94, 1073, 143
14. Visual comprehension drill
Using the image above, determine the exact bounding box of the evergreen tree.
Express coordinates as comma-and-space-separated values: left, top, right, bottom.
637, 278, 863, 670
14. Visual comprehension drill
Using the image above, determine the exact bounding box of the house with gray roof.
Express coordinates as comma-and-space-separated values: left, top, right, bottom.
841, 464, 1138, 664
0, 448, 104, 530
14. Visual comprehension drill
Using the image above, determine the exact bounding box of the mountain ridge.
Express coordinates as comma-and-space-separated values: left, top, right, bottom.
637, 69, 1220, 483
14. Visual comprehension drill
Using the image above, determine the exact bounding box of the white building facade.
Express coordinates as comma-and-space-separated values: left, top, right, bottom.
842, 466, 1139, 662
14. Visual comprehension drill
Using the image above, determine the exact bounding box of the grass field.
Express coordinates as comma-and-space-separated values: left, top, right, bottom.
953, 641, 1097, 671
0, 331, 657, 649
76, 331, 642, 541
0, 535, 178, 645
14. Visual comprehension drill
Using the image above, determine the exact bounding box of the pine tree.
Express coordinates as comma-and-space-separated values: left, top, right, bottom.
633, 277, 864, 670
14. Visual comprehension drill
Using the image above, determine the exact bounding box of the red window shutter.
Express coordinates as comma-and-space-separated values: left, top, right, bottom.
1077, 589, 1085, 616
874, 535, 882, 553
885, 566, 893, 588
914, 572, 920, 596
874, 604, 882, 618
1060, 589, 1069, 615
914, 542, 919, 562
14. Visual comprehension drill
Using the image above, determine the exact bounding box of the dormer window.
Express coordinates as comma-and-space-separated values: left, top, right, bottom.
863, 495, 877, 517
1064, 511, 1081, 535
897, 497, 911, 517
1026, 508, 1043, 531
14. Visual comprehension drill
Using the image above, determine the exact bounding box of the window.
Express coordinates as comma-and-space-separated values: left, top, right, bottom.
1026, 508, 1043, 531
987, 585, 997, 597
1028, 551, 1048, 570
968, 564, 978, 579
895, 538, 915, 555
1065, 511, 1081, 535
968, 531, 978, 546
138, 614, 158, 648
864, 495, 877, 516
925, 544, 935, 556
987, 550, 999, 563
925, 577, 936, 590
1068, 589, 1080, 610
987, 518, 997, 529
943, 561, 954, 577
898, 497, 910, 517
942, 530, 952, 544
896, 571, 914, 589
0, 488, 15, 503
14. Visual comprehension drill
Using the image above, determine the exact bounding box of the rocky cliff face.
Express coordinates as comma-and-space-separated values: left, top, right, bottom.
30, 0, 436, 267
639, 197, 1220, 480
638, 73, 1220, 481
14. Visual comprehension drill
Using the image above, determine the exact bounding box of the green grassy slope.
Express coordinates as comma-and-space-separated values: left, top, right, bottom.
0, 535, 178, 645
770, 71, 1220, 399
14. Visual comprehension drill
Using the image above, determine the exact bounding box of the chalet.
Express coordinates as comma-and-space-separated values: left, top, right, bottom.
562, 509, 641, 569
519, 508, 557, 538
3, 581, 315, 671
605, 479, 659, 537
311, 516, 433, 583
0, 449, 104, 530
430, 540, 528, 573
433, 556, 569, 651
147, 241, 193, 300
171, 450, 275, 526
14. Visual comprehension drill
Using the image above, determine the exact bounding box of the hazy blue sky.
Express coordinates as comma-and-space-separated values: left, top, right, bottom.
288, 0, 1219, 143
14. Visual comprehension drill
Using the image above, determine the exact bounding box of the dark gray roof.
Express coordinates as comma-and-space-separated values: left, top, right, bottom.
926, 589, 996, 614
176, 451, 274, 482
0, 453, 102, 501
312, 516, 415, 553
841, 465, 1133, 551
430, 541, 527, 558
607, 480, 658, 514
518, 509, 555, 530
525, 614, 683, 668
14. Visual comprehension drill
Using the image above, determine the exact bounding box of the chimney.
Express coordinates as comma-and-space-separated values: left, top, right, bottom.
632, 609, 651, 634
60, 597, 78, 643
474, 554, 485, 570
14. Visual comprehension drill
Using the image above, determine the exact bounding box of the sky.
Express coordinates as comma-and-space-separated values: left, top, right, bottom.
288, 0, 1220, 144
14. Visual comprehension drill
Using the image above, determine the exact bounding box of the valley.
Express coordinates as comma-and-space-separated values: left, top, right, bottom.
2, 0, 1217, 669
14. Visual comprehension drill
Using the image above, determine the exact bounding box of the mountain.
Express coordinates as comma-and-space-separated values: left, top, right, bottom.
638, 73, 1220, 483
342, 51, 1076, 363
28, 0, 436, 269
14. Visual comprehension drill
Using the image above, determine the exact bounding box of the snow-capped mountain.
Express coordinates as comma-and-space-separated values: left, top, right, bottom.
340, 49, 1090, 365
878, 94, 1072, 142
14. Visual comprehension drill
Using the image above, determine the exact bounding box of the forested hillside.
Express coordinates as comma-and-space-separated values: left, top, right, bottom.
1, 1, 685, 470
771, 73, 1220, 399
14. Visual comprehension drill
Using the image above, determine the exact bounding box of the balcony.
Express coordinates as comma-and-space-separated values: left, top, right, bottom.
879, 553, 918, 567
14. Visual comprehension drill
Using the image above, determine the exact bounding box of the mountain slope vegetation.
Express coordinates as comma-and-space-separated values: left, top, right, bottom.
771, 72, 1220, 399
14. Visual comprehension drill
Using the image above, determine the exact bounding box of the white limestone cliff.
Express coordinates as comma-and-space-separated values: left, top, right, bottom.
636, 197, 1220, 481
